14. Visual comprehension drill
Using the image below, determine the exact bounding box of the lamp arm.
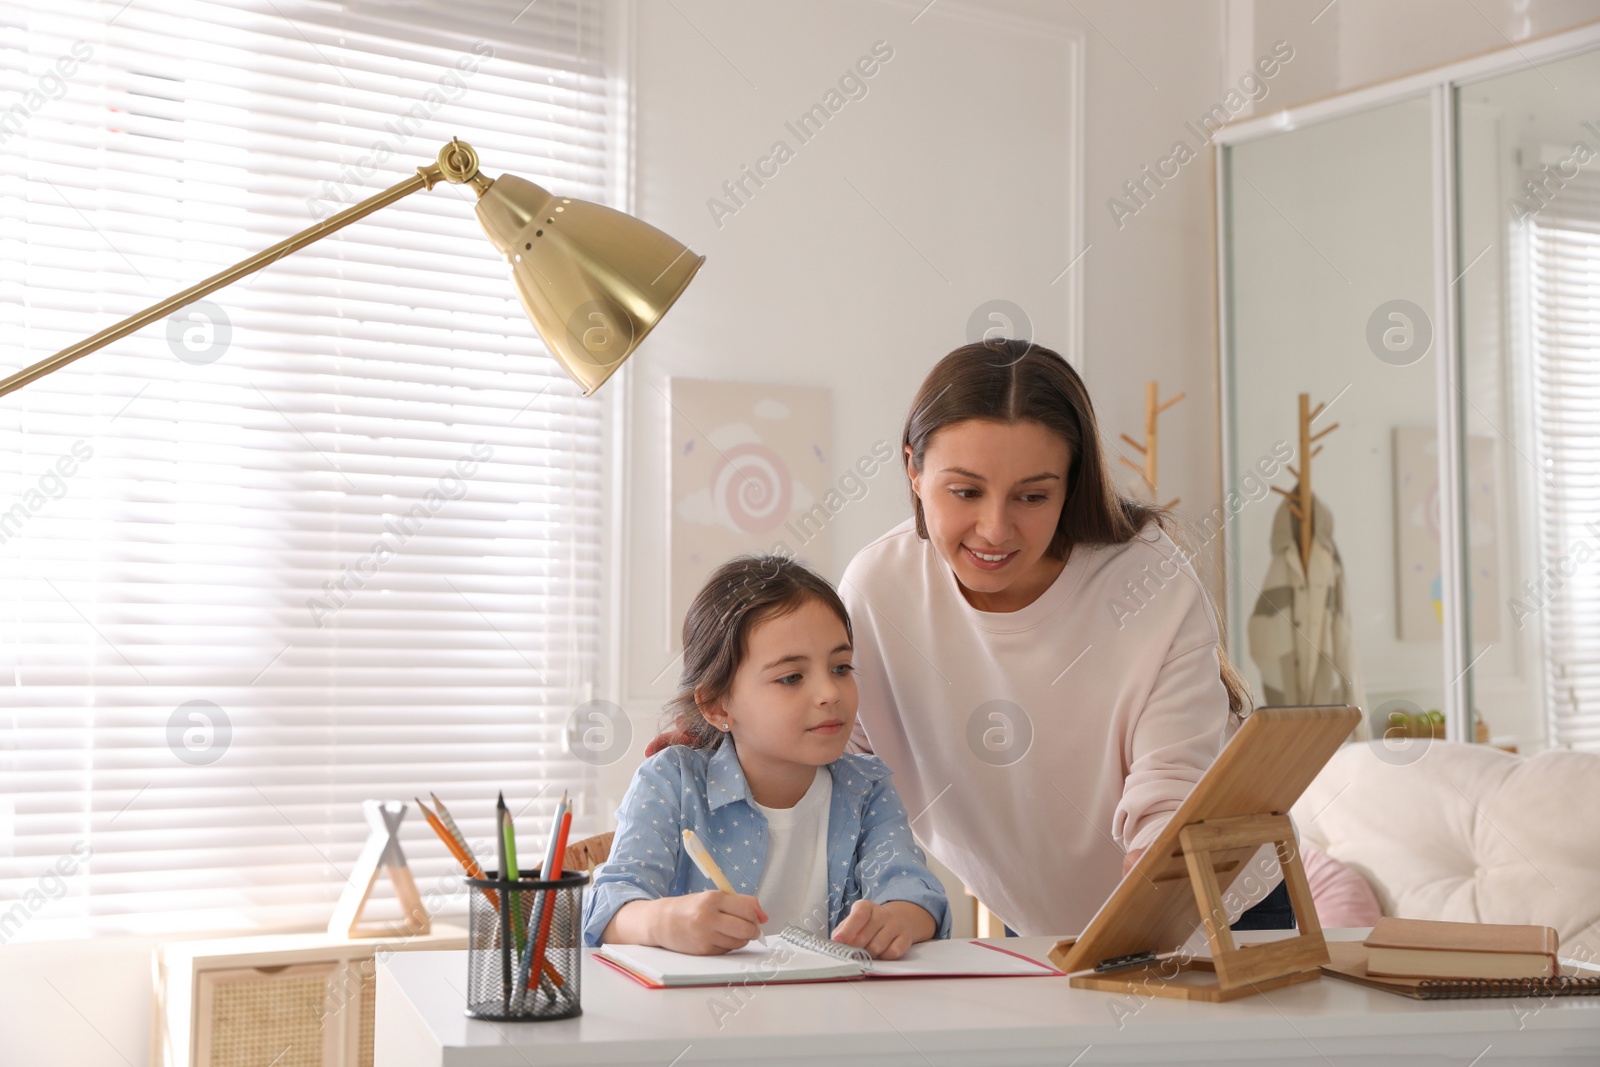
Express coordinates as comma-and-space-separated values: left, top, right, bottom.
0, 148, 479, 400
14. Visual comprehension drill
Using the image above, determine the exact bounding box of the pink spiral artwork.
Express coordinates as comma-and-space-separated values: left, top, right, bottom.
711, 443, 793, 535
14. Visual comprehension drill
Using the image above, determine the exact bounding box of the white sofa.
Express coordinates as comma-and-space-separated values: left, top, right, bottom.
1292, 739, 1600, 949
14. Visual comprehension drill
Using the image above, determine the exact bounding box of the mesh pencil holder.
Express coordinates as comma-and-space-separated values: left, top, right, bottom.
464, 869, 589, 1021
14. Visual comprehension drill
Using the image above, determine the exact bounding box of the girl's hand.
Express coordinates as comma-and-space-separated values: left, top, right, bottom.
1122, 847, 1145, 876
651, 891, 768, 955
830, 899, 935, 960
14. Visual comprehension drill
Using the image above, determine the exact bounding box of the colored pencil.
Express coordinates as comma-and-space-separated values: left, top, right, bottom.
429, 793, 476, 868
495, 792, 513, 1001
502, 800, 528, 956
526, 806, 571, 993
516, 791, 570, 1004
415, 798, 497, 909
417, 796, 563, 988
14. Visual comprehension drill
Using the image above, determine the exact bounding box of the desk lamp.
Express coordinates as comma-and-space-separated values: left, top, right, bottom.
0, 139, 703, 398
0, 139, 702, 939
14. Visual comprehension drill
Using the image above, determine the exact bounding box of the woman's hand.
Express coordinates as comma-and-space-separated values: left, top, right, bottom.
1122, 848, 1145, 876
830, 899, 936, 960
605, 892, 768, 955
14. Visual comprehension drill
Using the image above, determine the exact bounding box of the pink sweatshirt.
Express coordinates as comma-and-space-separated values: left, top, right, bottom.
840, 518, 1231, 937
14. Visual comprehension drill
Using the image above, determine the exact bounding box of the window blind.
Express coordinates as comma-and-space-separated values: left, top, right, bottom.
1526, 175, 1600, 753
0, 0, 612, 937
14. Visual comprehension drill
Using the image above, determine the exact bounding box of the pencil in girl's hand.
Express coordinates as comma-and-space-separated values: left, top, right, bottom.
683, 828, 766, 948
682, 828, 735, 892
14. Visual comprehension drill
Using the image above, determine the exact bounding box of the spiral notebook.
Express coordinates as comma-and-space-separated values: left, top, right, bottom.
1323, 941, 1600, 1000
595, 924, 1062, 988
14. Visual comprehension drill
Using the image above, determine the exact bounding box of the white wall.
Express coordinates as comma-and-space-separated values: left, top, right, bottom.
606, 0, 1234, 784
601, 0, 1236, 932
617, 0, 1085, 705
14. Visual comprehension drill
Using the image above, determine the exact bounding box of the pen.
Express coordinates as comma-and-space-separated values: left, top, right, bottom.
682, 828, 766, 948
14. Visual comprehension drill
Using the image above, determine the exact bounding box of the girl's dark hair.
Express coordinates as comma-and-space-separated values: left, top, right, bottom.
664, 554, 852, 749
904, 339, 1252, 717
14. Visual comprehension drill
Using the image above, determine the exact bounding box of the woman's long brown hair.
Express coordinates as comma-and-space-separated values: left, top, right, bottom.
904, 339, 1252, 717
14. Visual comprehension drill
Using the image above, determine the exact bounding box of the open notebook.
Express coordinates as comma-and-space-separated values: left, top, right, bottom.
596, 924, 1063, 988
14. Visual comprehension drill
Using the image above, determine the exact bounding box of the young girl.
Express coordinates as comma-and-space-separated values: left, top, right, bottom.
582, 555, 949, 958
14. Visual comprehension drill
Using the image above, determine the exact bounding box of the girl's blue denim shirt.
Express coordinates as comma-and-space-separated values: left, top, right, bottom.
582, 740, 951, 946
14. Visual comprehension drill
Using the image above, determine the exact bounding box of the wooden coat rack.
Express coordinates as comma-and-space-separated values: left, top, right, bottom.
1271, 392, 1339, 571
1119, 381, 1185, 507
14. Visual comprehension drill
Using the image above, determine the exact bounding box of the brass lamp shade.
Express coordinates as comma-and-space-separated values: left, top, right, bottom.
0, 139, 702, 402
475, 175, 705, 396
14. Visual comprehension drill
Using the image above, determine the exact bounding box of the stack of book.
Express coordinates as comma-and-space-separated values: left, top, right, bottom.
1323, 918, 1600, 999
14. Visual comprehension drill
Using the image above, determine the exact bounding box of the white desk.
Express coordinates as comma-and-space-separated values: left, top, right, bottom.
375, 931, 1600, 1066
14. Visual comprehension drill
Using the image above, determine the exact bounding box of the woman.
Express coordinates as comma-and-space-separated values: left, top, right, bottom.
841, 339, 1264, 937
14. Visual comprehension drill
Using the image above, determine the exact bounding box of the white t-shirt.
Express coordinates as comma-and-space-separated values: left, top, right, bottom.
751, 766, 832, 937
840, 518, 1233, 937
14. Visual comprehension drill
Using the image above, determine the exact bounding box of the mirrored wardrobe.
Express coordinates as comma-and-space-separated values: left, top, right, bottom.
1216, 22, 1600, 754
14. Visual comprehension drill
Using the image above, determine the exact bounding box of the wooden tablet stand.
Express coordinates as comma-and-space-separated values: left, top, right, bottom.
1066, 812, 1324, 1002
1050, 706, 1360, 1003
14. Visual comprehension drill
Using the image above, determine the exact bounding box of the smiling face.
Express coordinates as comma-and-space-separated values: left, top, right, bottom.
909, 418, 1072, 613
701, 596, 857, 804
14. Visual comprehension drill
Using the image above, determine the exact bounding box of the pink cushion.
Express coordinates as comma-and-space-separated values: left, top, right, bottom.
1303, 845, 1382, 928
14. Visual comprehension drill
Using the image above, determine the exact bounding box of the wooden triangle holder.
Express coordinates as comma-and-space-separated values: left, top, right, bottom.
328, 799, 430, 940
1050, 706, 1359, 1003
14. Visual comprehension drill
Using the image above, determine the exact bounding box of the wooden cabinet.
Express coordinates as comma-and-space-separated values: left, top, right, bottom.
153, 927, 467, 1067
